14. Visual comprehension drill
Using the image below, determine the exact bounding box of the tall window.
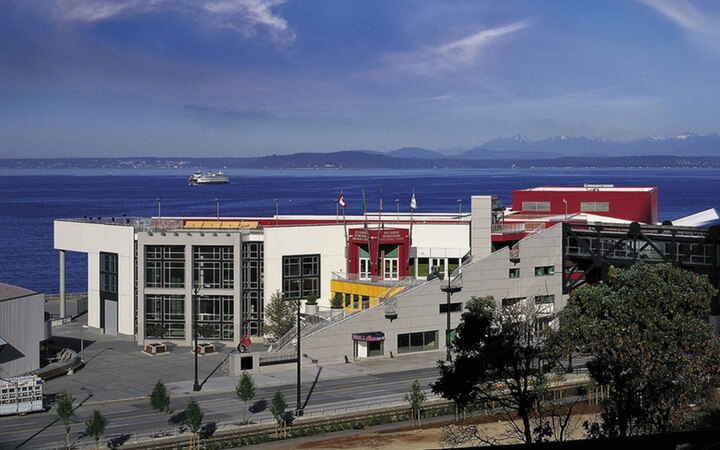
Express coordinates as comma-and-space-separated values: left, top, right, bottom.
282, 254, 320, 299
382, 245, 399, 280
193, 246, 234, 289
100, 252, 118, 294
242, 242, 264, 336
145, 294, 185, 339
534, 265, 555, 276
145, 246, 185, 288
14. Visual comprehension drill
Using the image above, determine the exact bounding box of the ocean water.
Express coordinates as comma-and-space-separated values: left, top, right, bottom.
1, 167, 719, 295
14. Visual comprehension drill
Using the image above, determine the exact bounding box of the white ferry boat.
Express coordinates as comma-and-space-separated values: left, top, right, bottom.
188, 171, 230, 185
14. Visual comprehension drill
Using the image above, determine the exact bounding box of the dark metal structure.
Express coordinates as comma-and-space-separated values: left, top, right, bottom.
563, 222, 720, 300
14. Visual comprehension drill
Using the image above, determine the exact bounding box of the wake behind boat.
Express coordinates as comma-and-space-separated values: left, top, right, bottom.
188, 171, 230, 185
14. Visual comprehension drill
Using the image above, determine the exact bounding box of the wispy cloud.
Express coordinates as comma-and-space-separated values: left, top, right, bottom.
636, 0, 720, 47
51, 0, 294, 44
383, 21, 530, 76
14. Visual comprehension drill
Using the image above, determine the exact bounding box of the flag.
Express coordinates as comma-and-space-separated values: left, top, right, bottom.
410, 191, 417, 210
361, 189, 366, 213
338, 191, 346, 208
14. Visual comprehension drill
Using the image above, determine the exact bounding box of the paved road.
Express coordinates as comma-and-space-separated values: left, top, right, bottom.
0, 317, 447, 449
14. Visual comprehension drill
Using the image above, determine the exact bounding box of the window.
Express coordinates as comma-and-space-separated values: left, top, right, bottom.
145, 246, 185, 288
282, 254, 320, 300
535, 294, 555, 304
509, 268, 520, 278
196, 295, 234, 340
580, 201, 610, 212
535, 265, 555, 276
522, 201, 551, 212
439, 302, 463, 313
145, 294, 185, 339
397, 331, 438, 354
193, 246, 234, 289
502, 297, 525, 307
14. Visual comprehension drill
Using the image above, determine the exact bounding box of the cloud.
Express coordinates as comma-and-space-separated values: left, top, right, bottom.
636, 0, 720, 47
383, 21, 530, 76
50, 0, 294, 44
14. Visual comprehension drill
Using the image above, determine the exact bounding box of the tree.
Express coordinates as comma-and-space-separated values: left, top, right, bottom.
236, 372, 256, 424
85, 409, 107, 450
403, 379, 427, 429
264, 290, 295, 342
432, 295, 559, 445
185, 398, 204, 450
552, 263, 720, 438
56, 390, 75, 449
270, 390, 287, 438
150, 379, 171, 435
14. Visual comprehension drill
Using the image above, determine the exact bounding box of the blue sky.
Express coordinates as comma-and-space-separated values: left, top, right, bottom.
2, 0, 720, 157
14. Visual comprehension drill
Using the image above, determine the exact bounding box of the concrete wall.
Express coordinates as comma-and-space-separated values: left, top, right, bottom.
0, 292, 44, 377
263, 225, 347, 307
54, 221, 135, 336
299, 224, 565, 364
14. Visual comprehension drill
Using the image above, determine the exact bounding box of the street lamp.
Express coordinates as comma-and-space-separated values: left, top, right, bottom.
440, 272, 462, 362
284, 295, 304, 416
215, 198, 220, 219
192, 285, 209, 392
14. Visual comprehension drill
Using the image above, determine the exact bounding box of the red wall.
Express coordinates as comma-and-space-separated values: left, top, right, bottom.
348, 228, 410, 278
512, 187, 658, 224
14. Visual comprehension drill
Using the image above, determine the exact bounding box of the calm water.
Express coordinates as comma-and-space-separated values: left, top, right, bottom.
1, 168, 719, 294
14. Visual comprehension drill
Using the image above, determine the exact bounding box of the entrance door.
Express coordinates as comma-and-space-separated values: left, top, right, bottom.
104, 299, 118, 336
383, 258, 398, 280
359, 258, 370, 280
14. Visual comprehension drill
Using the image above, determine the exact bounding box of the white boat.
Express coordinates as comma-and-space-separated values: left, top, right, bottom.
188, 171, 230, 185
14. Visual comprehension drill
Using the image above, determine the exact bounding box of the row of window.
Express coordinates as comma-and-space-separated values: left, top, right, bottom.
145, 245, 235, 289
509, 265, 555, 278
522, 201, 610, 212
501, 294, 555, 307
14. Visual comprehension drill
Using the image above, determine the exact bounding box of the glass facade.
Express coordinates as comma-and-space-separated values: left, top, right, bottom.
242, 242, 264, 336
145, 294, 185, 339
397, 330, 438, 354
193, 246, 234, 289
282, 254, 320, 299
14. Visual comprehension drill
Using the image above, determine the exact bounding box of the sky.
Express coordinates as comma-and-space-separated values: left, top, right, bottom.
2, 0, 720, 157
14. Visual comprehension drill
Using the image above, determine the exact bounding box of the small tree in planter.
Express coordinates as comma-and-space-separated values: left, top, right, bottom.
56, 390, 74, 449
330, 292, 344, 317
145, 324, 168, 353
270, 391, 287, 438
304, 292, 319, 316
196, 324, 217, 354
85, 409, 107, 450
185, 398, 203, 450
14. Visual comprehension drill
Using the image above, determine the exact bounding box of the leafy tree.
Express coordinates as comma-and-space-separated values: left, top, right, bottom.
56, 390, 75, 449
403, 379, 427, 429
552, 263, 720, 437
146, 323, 165, 339
236, 372, 256, 424
84, 409, 107, 450
196, 323, 217, 340
432, 295, 558, 445
185, 398, 204, 450
270, 390, 287, 438
150, 379, 171, 435
264, 290, 296, 342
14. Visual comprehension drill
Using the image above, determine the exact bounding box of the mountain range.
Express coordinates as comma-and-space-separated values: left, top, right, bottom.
387, 132, 720, 160
3, 133, 720, 169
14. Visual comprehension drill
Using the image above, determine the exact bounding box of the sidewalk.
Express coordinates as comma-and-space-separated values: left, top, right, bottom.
43, 316, 444, 405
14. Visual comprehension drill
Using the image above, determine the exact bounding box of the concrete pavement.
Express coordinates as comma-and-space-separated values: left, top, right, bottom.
44, 314, 445, 405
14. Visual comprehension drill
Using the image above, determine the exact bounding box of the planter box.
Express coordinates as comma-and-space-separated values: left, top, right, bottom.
305, 304, 319, 316
145, 343, 168, 354
196, 343, 216, 355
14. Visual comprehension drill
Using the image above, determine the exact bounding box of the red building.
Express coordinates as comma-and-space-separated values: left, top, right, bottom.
511, 184, 658, 224
347, 228, 410, 281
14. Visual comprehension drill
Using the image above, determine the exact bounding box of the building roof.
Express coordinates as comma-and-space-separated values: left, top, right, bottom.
0, 283, 37, 302
519, 184, 656, 193
671, 208, 720, 228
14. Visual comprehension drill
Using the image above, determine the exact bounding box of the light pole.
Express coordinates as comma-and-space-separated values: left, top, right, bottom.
295, 298, 302, 416
192, 286, 202, 392
156, 198, 161, 219
216, 198, 220, 219
275, 198, 279, 225
395, 198, 400, 222
440, 272, 461, 362
457, 199, 462, 216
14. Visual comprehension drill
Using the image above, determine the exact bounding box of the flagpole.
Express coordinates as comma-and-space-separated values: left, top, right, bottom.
379, 188, 383, 231
410, 187, 416, 247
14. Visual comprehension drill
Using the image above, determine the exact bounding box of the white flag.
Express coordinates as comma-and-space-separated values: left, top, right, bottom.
410, 192, 417, 210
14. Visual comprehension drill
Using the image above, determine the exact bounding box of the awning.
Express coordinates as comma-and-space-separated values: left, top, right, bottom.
352, 332, 385, 342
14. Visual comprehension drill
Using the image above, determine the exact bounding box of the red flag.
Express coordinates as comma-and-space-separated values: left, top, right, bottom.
338, 192, 346, 208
